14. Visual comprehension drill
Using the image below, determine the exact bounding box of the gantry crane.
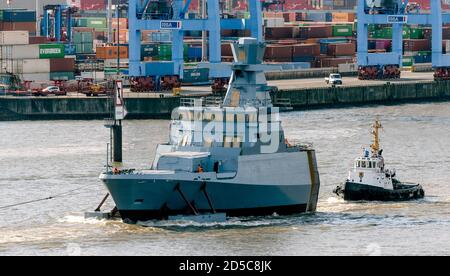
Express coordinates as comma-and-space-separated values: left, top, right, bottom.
42, 5, 78, 42
358, 0, 450, 80
128, 0, 263, 92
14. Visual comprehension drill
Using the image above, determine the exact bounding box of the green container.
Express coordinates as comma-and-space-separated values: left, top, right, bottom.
183, 68, 209, 83
402, 56, 413, 67
418, 51, 431, 56
75, 43, 94, 54
73, 32, 93, 43
39, 44, 65, 59
410, 28, 424, 39
50, 72, 75, 81
0, 10, 4, 21
332, 25, 353, 37
77, 18, 107, 28
141, 44, 159, 58
158, 44, 172, 61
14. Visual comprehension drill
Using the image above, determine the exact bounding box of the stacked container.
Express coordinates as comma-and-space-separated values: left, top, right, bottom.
0, 10, 36, 35
0, 31, 75, 81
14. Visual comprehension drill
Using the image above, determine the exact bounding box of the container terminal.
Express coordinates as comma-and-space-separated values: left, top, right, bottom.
1, 0, 450, 120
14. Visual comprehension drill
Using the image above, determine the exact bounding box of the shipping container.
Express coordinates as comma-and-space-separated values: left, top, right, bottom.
113, 29, 129, 44
265, 27, 299, 40
50, 72, 75, 81
141, 44, 159, 59
299, 26, 333, 39
77, 17, 107, 28
29, 36, 48, 45
1, 10, 36, 22
404, 39, 431, 51
0, 44, 39, 59
96, 46, 129, 59
332, 12, 355, 23
21, 73, 51, 82
39, 44, 66, 59
23, 59, 51, 74
112, 18, 128, 30
183, 68, 209, 84
0, 22, 36, 33
50, 58, 75, 72
264, 45, 293, 62
292, 44, 320, 57
403, 56, 414, 67
0, 31, 29, 45
327, 43, 356, 56
332, 25, 353, 37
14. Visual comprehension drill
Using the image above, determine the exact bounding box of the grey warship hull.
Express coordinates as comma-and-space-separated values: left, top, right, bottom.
101, 150, 320, 222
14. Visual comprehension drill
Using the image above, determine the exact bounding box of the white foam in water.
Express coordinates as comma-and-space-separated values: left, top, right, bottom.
59, 213, 110, 225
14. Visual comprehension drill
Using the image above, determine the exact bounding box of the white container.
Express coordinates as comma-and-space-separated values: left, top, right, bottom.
81, 71, 105, 80
0, 31, 29, 45
22, 73, 51, 82
0, 59, 23, 74
264, 18, 285, 28
338, 63, 358, 73
0, 45, 40, 59
22, 59, 51, 74
104, 58, 129, 68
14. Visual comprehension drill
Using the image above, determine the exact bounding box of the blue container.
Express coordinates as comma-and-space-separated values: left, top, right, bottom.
325, 12, 333, 22
2, 10, 36, 22
187, 46, 202, 60
293, 56, 315, 63
279, 62, 311, 70
64, 44, 76, 55
144, 61, 175, 76
368, 40, 377, 50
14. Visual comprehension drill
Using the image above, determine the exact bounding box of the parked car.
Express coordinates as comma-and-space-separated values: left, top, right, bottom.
36, 86, 67, 96
325, 73, 343, 85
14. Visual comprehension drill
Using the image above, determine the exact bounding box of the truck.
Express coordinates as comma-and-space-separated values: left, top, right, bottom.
325, 73, 343, 85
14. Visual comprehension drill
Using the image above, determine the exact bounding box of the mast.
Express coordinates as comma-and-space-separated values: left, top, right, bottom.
370, 119, 382, 154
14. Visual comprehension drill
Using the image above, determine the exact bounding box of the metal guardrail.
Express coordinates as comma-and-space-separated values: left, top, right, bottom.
180, 97, 224, 107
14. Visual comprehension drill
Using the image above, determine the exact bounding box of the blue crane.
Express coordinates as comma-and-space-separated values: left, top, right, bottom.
128, 0, 263, 92
42, 5, 77, 42
357, 0, 450, 80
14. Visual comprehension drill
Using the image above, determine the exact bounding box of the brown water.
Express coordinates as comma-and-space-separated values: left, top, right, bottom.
1, 102, 450, 256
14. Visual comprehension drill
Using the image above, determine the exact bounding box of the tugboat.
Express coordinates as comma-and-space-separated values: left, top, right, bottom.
334, 119, 425, 201
99, 38, 321, 223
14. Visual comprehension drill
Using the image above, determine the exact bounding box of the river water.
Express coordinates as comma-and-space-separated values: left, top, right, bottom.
1, 102, 450, 256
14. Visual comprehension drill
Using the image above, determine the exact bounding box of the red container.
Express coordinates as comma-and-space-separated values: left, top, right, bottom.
265, 27, 299, 40
443, 27, 450, 39
282, 12, 297, 23
293, 44, 320, 57
327, 43, 356, 57
317, 57, 354, 68
375, 39, 391, 50
112, 18, 128, 30
299, 26, 333, 39
221, 43, 233, 57
96, 46, 129, 59
0, 22, 36, 33
50, 58, 75, 72
29, 36, 48, 44
264, 45, 293, 62
80, 0, 106, 11
403, 39, 431, 51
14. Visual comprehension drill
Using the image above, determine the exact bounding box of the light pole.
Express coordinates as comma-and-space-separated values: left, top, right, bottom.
36, 0, 40, 36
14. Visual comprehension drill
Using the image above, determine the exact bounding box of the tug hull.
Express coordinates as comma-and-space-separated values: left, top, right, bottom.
334, 182, 425, 201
